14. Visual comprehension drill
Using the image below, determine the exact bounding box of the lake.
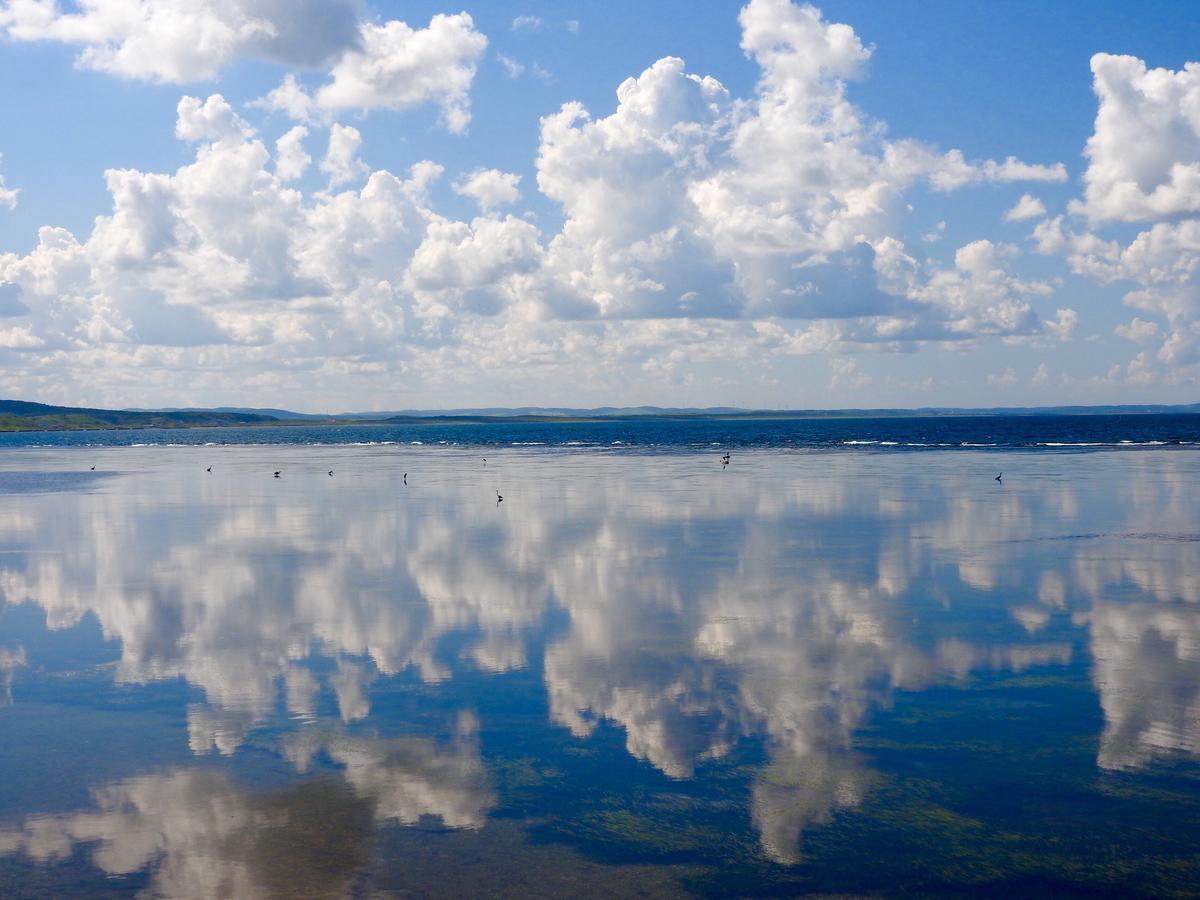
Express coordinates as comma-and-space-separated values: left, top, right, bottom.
1, 434, 1198, 896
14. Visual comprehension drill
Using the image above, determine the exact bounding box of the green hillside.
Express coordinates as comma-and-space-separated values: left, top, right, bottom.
0, 400, 281, 432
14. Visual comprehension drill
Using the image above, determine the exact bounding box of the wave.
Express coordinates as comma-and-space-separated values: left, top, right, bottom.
1, 414, 1198, 453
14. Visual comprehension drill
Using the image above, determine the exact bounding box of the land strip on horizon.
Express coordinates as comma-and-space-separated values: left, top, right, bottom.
1, 399, 1199, 432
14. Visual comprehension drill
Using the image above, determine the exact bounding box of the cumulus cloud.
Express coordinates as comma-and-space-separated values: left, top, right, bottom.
910, 240, 1056, 339
319, 123, 368, 188
312, 14, 487, 133
0, 0, 1080, 406
452, 168, 522, 211
1004, 193, 1047, 222
1115, 317, 1159, 343
1044, 307, 1079, 341
175, 94, 250, 143
0, 0, 361, 82
1030, 52, 1200, 379
249, 73, 316, 122
274, 126, 310, 182
1073, 54, 1200, 223
533, 0, 1064, 333
930, 151, 1067, 192
0, 3, 488, 134
1056, 219, 1200, 365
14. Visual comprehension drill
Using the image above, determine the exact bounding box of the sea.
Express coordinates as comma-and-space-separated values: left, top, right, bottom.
0, 413, 1199, 896
0, 411, 1197, 450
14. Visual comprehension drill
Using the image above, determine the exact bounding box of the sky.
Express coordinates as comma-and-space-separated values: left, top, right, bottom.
1, 1, 1200, 412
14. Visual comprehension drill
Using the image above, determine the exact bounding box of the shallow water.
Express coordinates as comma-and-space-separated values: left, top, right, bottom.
0, 445, 1199, 896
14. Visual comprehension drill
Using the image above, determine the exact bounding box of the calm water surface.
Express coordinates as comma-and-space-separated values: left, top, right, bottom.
1, 443, 1199, 896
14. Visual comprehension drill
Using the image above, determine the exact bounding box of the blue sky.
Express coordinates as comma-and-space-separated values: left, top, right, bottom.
1, 0, 1199, 411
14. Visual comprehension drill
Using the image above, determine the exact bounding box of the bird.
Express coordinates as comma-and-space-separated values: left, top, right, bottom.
206, 466, 211, 473
90, 465, 95, 471
482, 458, 487, 466
995, 473, 1002, 482
495, 489, 503, 504
328, 470, 333, 476
403, 472, 407, 485
274, 471, 280, 478
721, 453, 730, 466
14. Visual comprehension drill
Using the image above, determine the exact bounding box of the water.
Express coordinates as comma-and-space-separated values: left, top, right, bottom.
0, 428, 1198, 896
0, 411, 1197, 451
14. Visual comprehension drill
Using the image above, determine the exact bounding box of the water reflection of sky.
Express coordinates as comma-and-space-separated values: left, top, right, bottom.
1, 447, 1199, 895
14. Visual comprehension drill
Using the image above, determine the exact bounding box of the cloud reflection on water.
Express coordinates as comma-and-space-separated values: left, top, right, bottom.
0, 449, 1197, 868
0, 711, 493, 898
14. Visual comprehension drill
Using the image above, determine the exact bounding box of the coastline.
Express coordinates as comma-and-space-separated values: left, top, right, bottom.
2, 402, 1200, 434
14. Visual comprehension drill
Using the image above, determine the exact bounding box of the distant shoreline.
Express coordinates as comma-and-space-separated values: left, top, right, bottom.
1, 398, 1199, 433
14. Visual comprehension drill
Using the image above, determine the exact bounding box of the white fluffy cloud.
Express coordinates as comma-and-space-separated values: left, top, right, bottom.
250, 73, 316, 122
1004, 193, 1046, 222
319, 123, 368, 188
929, 152, 1066, 192
1115, 316, 1159, 343
312, 13, 488, 133
1, 3, 488, 134
1074, 54, 1200, 223
1015, 51, 1200, 382
452, 168, 522, 211
532, 0, 1065, 334
1050, 217, 1200, 367
0, 0, 1080, 406
175, 93, 250, 142
0, 0, 361, 82
273, 125, 310, 182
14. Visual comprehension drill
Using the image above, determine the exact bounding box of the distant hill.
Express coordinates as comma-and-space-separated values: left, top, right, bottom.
341, 406, 751, 419
127, 406, 326, 421
0, 399, 281, 431
1, 398, 1199, 432
355, 404, 1200, 420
